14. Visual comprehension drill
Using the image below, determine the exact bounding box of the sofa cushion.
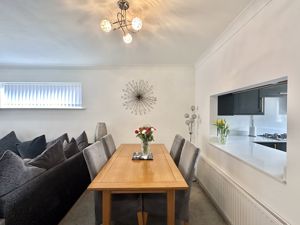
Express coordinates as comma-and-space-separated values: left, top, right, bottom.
0, 150, 45, 199
28, 141, 66, 170
47, 133, 69, 148
17, 135, 47, 159
76, 131, 88, 151
63, 138, 80, 159
0, 131, 21, 156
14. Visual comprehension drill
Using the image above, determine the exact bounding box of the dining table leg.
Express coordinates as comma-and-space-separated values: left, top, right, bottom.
167, 190, 175, 225
102, 190, 111, 225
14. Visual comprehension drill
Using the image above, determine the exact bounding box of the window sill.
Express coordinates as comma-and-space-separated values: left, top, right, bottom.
0, 107, 86, 110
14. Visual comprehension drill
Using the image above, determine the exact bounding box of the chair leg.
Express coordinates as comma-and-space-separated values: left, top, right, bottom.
143, 212, 148, 225
137, 211, 148, 225
137, 211, 143, 225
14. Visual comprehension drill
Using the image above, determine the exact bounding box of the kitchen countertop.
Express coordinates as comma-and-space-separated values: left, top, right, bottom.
209, 136, 287, 183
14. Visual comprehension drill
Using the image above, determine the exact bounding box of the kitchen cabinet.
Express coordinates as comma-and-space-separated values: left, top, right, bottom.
218, 89, 264, 115
254, 142, 287, 152
218, 94, 234, 115
260, 83, 287, 97
234, 89, 264, 115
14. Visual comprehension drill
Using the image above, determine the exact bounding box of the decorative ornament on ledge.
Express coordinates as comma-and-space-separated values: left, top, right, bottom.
100, 0, 143, 44
121, 80, 157, 115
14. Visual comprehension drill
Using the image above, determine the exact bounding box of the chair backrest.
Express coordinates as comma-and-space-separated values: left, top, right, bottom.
170, 135, 185, 166
83, 141, 108, 180
102, 134, 116, 159
178, 141, 200, 184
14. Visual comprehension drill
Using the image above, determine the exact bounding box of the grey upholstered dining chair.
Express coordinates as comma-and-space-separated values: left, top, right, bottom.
170, 135, 185, 166
143, 141, 200, 225
102, 134, 116, 159
83, 141, 141, 225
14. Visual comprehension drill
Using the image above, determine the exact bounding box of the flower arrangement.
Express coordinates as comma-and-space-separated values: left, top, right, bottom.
213, 119, 230, 144
135, 126, 156, 143
135, 126, 156, 155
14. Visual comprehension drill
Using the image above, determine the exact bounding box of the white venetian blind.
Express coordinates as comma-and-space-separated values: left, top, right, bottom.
0, 82, 83, 109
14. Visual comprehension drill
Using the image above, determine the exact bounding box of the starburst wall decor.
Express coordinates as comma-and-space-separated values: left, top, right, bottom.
121, 80, 157, 115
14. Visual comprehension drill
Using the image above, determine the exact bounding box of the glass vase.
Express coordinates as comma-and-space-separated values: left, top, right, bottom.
219, 133, 228, 145
141, 141, 150, 156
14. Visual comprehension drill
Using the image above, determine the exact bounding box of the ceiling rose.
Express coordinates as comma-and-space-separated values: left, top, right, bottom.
100, 0, 142, 44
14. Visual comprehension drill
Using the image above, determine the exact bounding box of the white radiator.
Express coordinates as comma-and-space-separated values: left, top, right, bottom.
197, 157, 289, 225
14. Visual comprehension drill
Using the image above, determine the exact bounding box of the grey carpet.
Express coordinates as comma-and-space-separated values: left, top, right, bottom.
59, 182, 227, 225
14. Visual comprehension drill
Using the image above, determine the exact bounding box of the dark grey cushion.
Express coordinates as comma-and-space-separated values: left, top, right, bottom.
63, 138, 80, 159
0, 131, 21, 156
47, 133, 69, 148
0, 150, 90, 225
28, 141, 66, 170
17, 135, 47, 159
76, 131, 89, 151
0, 150, 45, 197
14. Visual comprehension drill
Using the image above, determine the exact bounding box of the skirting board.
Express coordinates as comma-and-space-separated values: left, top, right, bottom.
196, 157, 289, 225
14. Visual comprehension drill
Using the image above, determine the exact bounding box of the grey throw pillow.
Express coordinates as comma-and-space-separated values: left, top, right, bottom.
76, 131, 89, 151
17, 135, 47, 159
47, 133, 69, 148
0, 150, 45, 197
63, 138, 80, 159
0, 131, 21, 156
28, 141, 66, 170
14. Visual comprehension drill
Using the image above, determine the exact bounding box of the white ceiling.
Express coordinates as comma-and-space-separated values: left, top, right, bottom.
0, 0, 252, 67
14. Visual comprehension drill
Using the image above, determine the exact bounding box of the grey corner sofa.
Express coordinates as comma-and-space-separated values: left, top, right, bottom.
0, 151, 90, 225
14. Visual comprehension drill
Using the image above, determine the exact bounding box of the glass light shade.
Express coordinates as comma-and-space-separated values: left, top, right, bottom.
131, 17, 142, 31
123, 33, 133, 44
100, 19, 112, 33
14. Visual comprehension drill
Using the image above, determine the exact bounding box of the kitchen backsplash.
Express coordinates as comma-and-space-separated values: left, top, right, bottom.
219, 97, 287, 135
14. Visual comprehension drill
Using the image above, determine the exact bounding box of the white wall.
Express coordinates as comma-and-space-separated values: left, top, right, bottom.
195, 0, 300, 224
0, 66, 194, 149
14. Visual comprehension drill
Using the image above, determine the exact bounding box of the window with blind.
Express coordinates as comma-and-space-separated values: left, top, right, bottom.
0, 82, 83, 109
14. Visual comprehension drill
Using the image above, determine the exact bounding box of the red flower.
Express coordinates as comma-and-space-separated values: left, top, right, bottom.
135, 130, 139, 134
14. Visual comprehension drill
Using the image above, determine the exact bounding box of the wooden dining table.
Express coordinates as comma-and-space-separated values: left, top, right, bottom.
88, 144, 188, 225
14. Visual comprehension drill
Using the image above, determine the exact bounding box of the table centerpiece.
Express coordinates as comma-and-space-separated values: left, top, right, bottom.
135, 126, 156, 156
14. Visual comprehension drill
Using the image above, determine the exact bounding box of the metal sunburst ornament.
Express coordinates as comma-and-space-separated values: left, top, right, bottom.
121, 80, 157, 115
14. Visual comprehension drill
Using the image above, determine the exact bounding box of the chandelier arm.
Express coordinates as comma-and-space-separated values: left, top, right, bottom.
117, 10, 129, 35
124, 10, 131, 33
120, 26, 126, 35
116, 12, 123, 26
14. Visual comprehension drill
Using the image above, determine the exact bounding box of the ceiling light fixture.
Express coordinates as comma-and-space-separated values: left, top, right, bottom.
100, 0, 142, 44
